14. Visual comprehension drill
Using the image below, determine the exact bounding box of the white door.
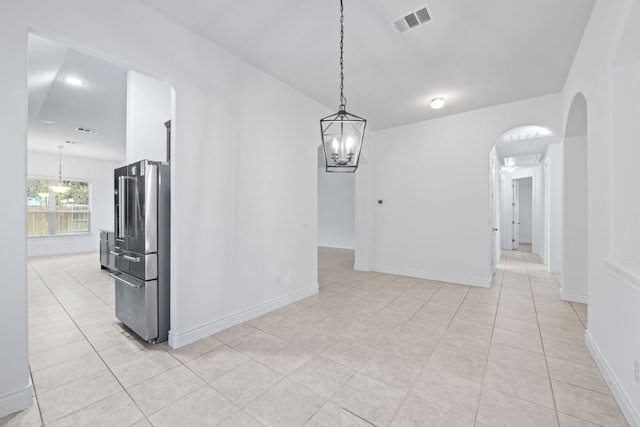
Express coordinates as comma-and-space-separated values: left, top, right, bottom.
512, 180, 520, 250
490, 157, 499, 274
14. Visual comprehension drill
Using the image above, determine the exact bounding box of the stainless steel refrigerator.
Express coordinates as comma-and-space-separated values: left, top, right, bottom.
112, 160, 170, 343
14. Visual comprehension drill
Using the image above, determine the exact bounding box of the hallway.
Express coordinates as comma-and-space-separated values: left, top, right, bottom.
0, 249, 628, 426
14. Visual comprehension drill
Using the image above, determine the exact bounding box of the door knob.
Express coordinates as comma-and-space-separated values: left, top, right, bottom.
492, 228, 498, 231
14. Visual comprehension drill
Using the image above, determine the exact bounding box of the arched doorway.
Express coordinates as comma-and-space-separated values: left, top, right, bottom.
489, 125, 561, 275
562, 93, 588, 303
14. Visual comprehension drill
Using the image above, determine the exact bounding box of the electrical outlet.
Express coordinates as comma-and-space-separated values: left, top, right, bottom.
635, 360, 639, 384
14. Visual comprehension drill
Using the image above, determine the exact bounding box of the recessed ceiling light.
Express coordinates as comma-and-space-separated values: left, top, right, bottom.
430, 97, 445, 109
75, 126, 99, 134
64, 76, 85, 86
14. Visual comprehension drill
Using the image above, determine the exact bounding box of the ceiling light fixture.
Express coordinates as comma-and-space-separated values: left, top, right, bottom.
320, 0, 366, 173
64, 76, 84, 86
430, 97, 445, 109
50, 146, 70, 193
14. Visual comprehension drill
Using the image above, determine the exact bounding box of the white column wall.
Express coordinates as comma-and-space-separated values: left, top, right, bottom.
562, 0, 640, 423
27, 151, 121, 256
354, 148, 373, 271
0, 0, 330, 416
126, 70, 171, 163
562, 135, 588, 303
0, 11, 31, 418
532, 162, 545, 258
545, 143, 563, 273
611, 62, 640, 259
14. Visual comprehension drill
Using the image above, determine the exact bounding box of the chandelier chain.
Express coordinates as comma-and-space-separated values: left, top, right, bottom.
58, 146, 63, 180
339, 0, 346, 111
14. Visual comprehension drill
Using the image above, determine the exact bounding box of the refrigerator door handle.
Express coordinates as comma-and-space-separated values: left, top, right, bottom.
109, 250, 121, 257
110, 273, 143, 289
117, 175, 126, 239
122, 254, 141, 263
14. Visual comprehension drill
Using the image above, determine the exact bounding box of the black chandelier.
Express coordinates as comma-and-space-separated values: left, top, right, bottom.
320, 0, 366, 173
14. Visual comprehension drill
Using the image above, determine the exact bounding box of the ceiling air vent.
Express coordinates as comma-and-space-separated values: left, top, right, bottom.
75, 126, 99, 134
391, 4, 433, 35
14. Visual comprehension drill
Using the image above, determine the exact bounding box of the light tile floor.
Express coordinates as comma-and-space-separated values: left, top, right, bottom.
0, 248, 629, 426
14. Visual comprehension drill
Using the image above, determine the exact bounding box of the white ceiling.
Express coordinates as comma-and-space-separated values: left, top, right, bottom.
139, 0, 595, 130
27, 34, 128, 161
27, 1, 595, 162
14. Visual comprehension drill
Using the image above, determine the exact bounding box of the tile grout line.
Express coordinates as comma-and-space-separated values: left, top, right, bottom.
286, 272, 423, 426
383, 266, 500, 425
472, 248, 507, 424
380, 280, 454, 425
50, 255, 116, 310
522, 250, 562, 426
28, 366, 45, 427
29, 255, 153, 426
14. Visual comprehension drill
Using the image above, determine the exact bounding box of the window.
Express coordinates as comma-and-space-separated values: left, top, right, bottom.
27, 178, 91, 236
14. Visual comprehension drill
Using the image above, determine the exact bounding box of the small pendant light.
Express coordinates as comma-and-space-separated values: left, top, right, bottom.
320, 0, 366, 173
50, 146, 70, 193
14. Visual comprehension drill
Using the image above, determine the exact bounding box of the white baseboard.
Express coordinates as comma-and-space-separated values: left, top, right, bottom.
317, 243, 355, 250
549, 264, 562, 273
168, 284, 318, 349
585, 331, 640, 427
353, 263, 370, 272
371, 264, 491, 288
560, 290, 588, 303
0, 380, 33, 419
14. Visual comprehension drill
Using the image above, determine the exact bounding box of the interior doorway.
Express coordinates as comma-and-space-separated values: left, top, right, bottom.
489, 125, 562, 276
27, 33, 173, 258
513, 177, 533, 251
26, 31, 175, 351
317, 147, 356, 250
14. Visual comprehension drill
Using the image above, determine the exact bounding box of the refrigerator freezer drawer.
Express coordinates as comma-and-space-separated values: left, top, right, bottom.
112, 249, 158, 281
113, 272, 158, 342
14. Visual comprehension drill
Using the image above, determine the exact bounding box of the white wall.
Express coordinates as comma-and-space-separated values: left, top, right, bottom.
518, 177, 533, 243
562, 0, 640, 423
611, 63, 640, 259
354, 151, 373, 271
0, 6, 31, 417
366, 94, 562, 287
126, 70, 171, 163
0, 0, 330, 416
543, 143, 563, 272
27, 151, 121, 256
318, 167, 355, 249
562, 134, 588, 303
